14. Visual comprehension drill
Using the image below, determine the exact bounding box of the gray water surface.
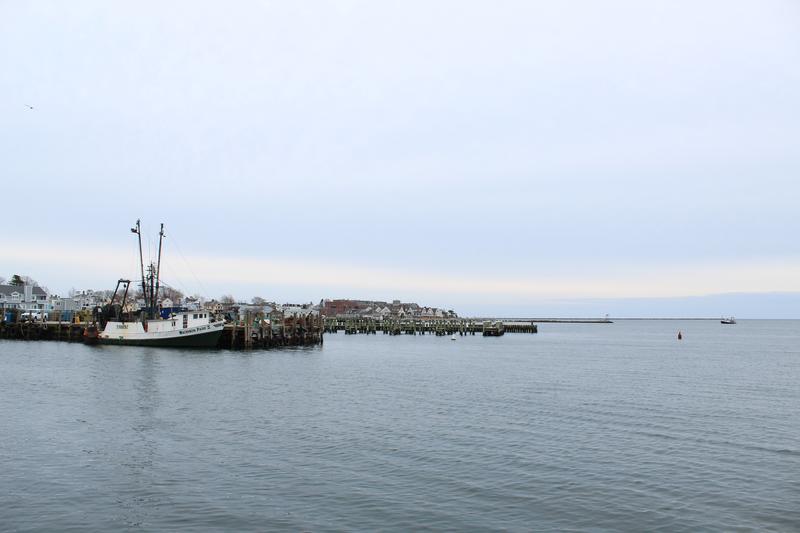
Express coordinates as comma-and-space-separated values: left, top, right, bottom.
1, 320, 799, 531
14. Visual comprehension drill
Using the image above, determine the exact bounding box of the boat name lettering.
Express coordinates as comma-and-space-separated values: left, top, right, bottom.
116, 324, 128, 329
178, 325, 210, 335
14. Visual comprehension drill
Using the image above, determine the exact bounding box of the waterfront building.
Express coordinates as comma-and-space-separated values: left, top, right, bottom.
48, 295, 78, 313
0, 284, 48, 312
320, 298, 456, 319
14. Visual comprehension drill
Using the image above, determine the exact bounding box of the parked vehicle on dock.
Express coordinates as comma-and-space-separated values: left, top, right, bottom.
21, 311, 48, 322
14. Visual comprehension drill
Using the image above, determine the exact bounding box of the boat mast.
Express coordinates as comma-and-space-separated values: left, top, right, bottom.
131, 219, 147, 320
148, 265, 155, 319
154, 223, 165, 319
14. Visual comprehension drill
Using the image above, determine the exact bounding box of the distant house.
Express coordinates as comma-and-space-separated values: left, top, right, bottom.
180, 296, 204, 311
0, 284, 48, 312
281, 304, 319, 317
49, 295, 78, 312
205, 300, 224, 313
320, 298, 458, 318
59, 289, 108, 311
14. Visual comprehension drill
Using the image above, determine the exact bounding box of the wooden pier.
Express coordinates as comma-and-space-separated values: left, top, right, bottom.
0, 313, 543, 347
0, 319, 94, 343
221, 312, 324, 349
0, 310, 325, 350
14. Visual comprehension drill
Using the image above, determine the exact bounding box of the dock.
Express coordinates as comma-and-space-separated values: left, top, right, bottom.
222, 312, 324, 349
0, 319, 93, 343
0, 311, 324, 350
0, 314, 545, 347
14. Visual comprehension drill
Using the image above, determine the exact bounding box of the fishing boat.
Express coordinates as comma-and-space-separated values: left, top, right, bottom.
721, 316, 736, 325
95, 220, 224, 348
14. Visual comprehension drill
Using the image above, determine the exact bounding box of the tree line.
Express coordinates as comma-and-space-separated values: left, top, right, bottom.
1, 274, 39, 286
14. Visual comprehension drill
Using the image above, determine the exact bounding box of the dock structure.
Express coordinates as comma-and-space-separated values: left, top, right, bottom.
0, 318, 92, 343
323, 317, 537, 336
2, 311, 548, 346
221, 311, 324, 349
0, 309, 324, 350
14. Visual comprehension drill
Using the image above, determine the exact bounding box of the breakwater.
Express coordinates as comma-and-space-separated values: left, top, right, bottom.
481, 317, 614, 324
323, 317, 537, 336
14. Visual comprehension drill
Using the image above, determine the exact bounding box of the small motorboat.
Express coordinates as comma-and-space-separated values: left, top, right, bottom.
451, 335, 457, 341
721, 316, 736, 324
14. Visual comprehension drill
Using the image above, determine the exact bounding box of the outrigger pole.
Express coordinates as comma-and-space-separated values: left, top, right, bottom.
154, 223, 165, 319
131, 219, 147, 322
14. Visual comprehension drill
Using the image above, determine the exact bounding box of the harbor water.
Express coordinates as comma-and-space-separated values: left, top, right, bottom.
1, 320, 799, 531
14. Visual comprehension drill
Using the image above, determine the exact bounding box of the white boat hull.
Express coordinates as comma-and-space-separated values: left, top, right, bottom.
100, 317, 225, 348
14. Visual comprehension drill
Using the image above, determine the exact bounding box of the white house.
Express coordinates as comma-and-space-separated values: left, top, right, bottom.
0, 284, 48, 312
48, 295, 78, 312
180, 295, 204, 311
72, 289, 106, 309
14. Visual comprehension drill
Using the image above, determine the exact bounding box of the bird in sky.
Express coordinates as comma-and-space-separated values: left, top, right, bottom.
25, 104, 33, 110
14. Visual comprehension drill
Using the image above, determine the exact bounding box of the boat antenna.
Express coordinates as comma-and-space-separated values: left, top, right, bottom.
131, 219, 147, 321
154, 223, 165, 319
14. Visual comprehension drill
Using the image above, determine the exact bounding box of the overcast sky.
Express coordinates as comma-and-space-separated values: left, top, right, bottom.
2, 1, 799, 317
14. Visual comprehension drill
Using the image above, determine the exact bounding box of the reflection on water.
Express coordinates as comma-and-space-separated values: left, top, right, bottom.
1, 320, 799, 531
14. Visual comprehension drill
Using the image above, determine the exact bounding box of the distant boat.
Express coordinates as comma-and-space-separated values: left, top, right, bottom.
721, 317, 736, 325
451, 335, 457, 341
